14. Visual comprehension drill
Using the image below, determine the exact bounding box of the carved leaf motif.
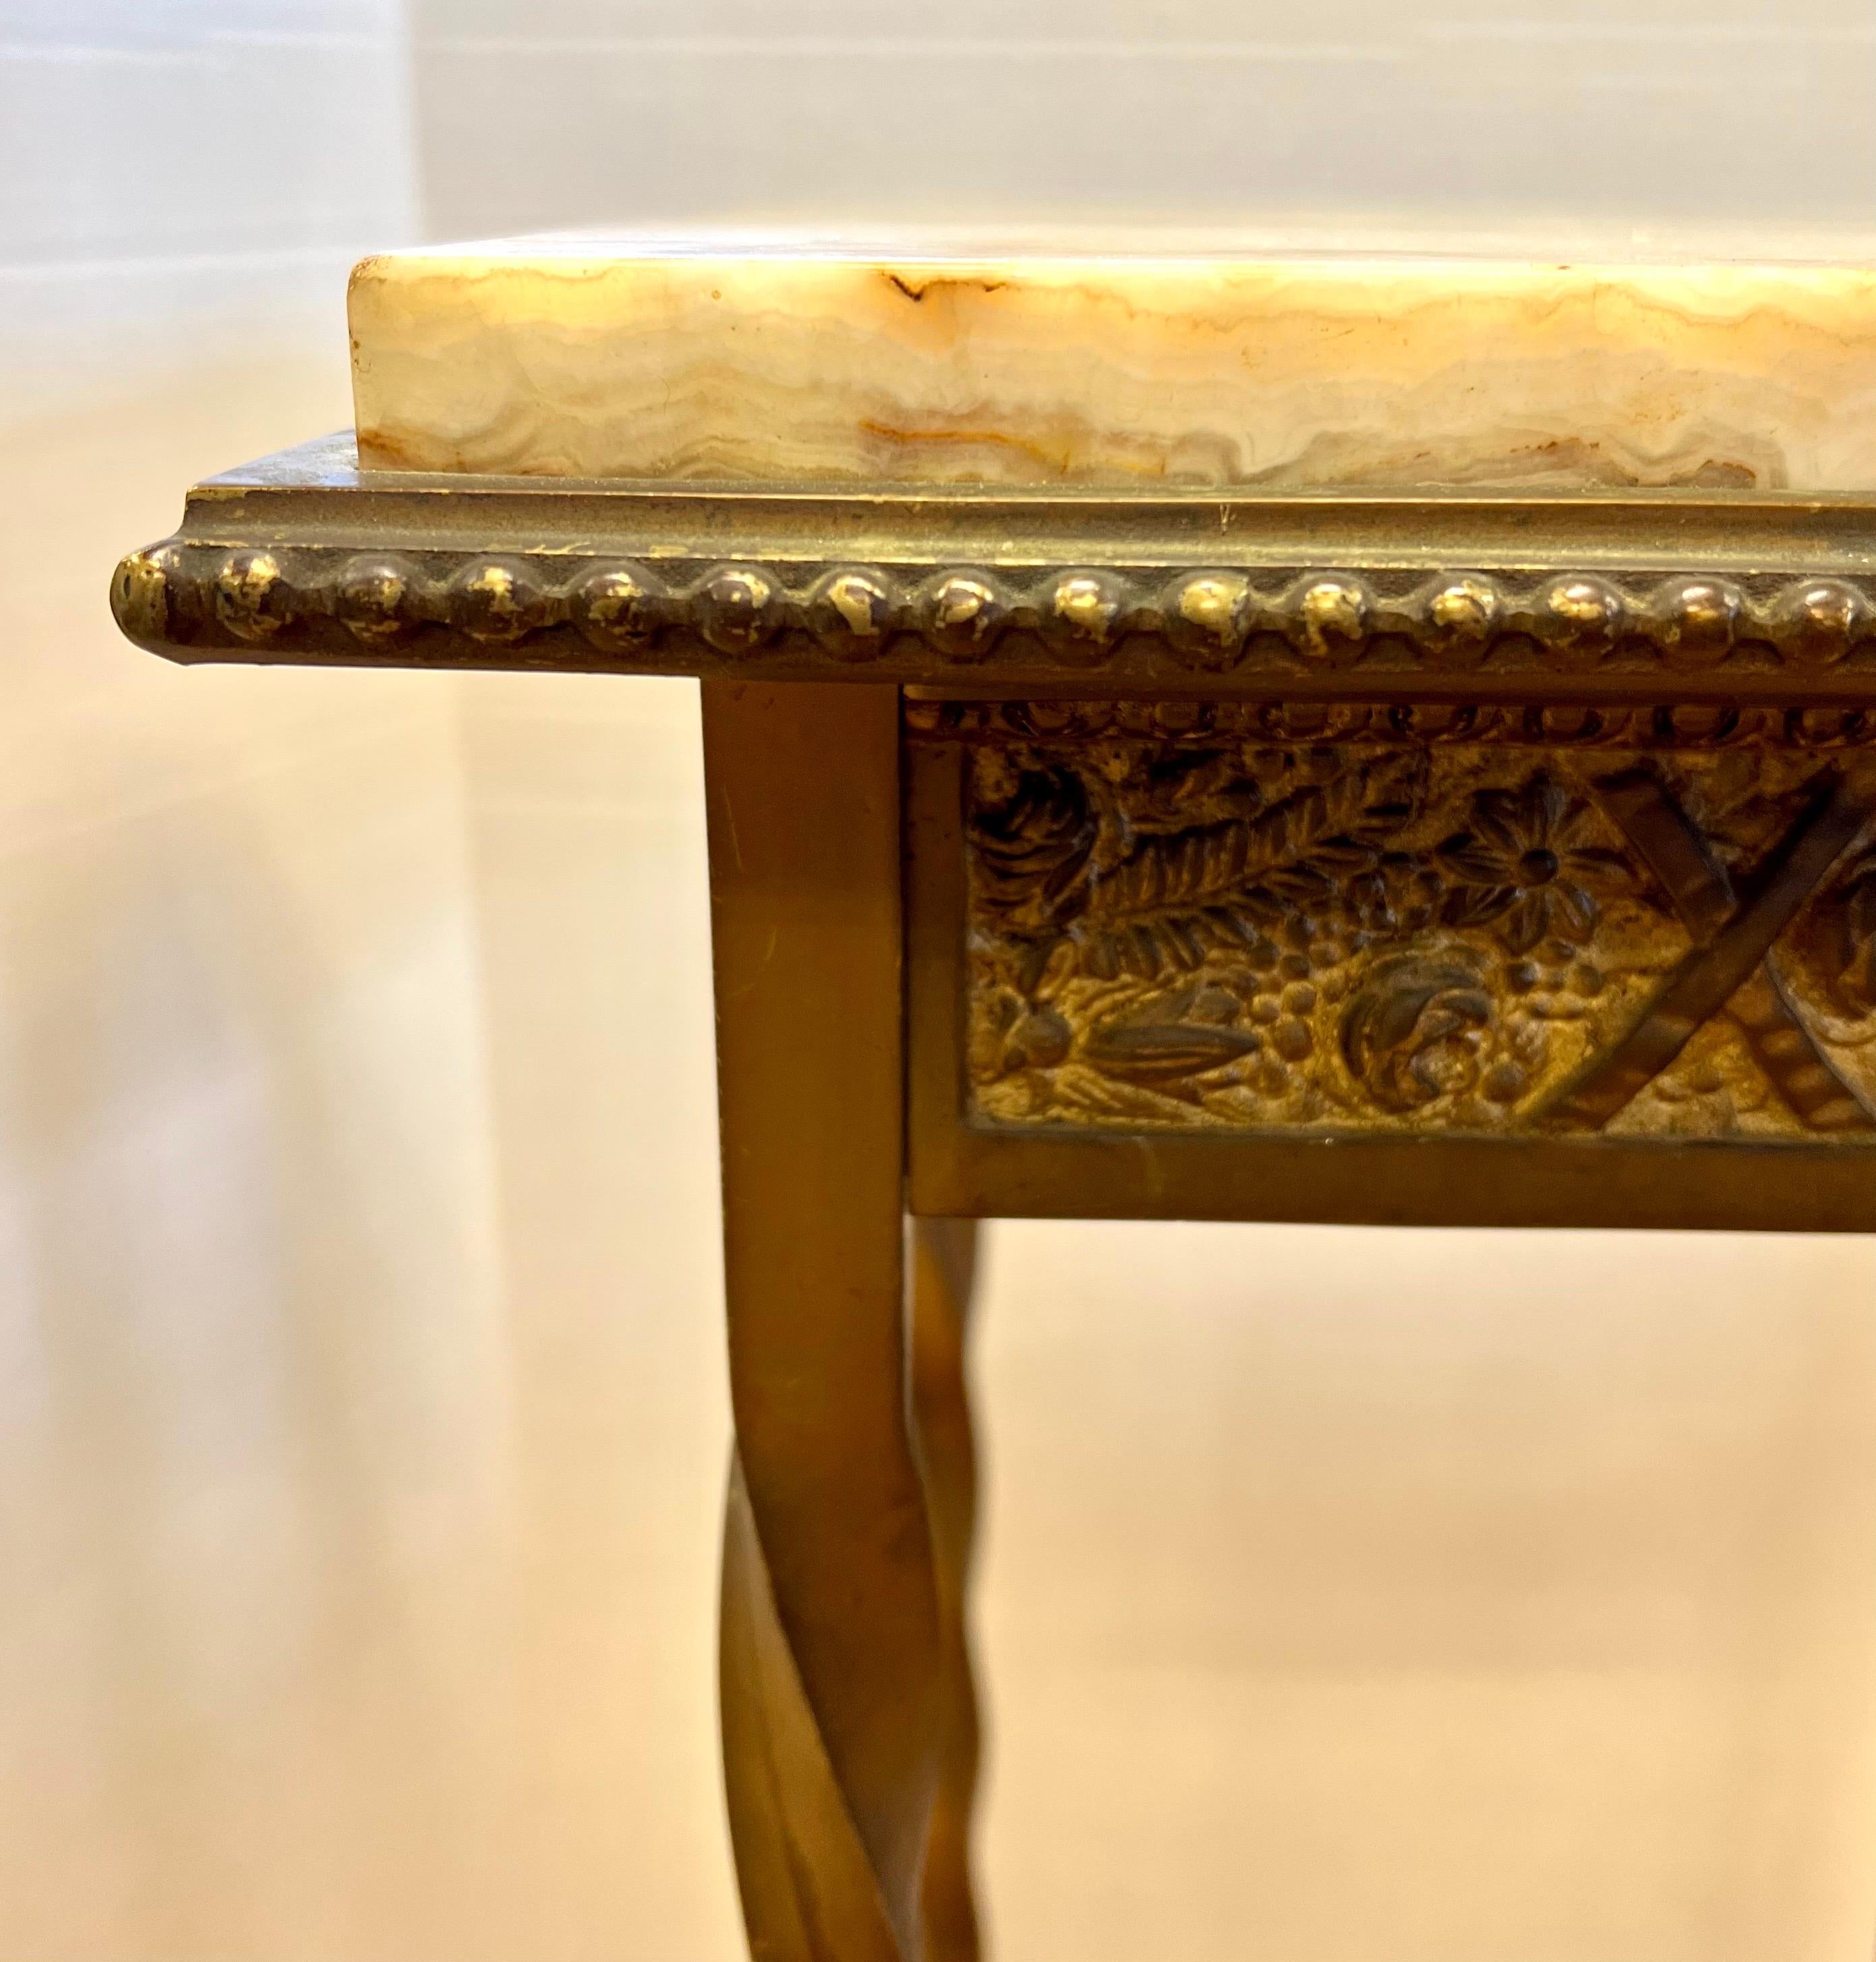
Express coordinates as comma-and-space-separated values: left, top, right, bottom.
963, 735, 1876, 1143
969, 763, 1097, 937
1062, 753, 1426, 981
1080, 1021, 1262, 1088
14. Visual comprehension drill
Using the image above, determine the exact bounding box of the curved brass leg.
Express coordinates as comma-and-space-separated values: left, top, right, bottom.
910, 1218, 985, 1962
707, 682, 944, 1962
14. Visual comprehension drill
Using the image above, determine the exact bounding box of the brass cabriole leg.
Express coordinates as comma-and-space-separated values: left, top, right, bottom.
704, 681, 943, 1962
910, 1218, 984, 1962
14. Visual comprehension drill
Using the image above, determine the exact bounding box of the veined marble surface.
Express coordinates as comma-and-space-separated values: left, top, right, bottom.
349, 235, 1876, 491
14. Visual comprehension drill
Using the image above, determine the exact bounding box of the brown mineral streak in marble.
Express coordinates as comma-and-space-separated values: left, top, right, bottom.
347, 249, 1876, 492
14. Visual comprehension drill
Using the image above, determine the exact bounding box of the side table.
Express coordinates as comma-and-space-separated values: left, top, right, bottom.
113, 239, 1876, 1962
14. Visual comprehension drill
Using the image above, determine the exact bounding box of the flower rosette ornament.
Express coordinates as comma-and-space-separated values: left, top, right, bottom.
1436, 774, 1633, 955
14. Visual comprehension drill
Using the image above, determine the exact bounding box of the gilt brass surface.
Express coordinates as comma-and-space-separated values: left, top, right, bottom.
111, 427, 1876, 1962
112, 436, 1876, 1232
113, 435, 1876, 705
906, 735, 1876, 1232
704, 683, 980, 1962
950, 726, 1876, 1143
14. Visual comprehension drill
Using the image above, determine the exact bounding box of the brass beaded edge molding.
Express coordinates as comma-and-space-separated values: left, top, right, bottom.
112, 539, 1876, 688
109, 436, 1876, 696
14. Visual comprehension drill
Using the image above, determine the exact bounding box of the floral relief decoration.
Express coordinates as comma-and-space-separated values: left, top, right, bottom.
963, 736, 1876, 1140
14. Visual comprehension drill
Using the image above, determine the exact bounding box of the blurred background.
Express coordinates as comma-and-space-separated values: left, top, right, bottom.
7, 2, 1876, 1958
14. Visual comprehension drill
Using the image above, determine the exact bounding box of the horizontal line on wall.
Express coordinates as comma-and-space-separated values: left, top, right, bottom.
426, 35, 1409, 64
1575, 69, 1809, 95
0, 43, 212, 66
0, 32, 393, 65
205, 30, 396, 51
1424, 18, 1876, 43
0, 244, 376, 285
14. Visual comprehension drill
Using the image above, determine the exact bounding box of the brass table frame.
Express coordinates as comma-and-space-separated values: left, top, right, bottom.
116, 434, 1876, 1961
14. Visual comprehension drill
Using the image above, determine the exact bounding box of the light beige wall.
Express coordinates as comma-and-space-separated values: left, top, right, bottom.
3, 5, 714, 1957
981, 1224, 1876, 1962
1, 3, 746, 1954
8, 3, 1876, 1960
411, 0, 1876, 242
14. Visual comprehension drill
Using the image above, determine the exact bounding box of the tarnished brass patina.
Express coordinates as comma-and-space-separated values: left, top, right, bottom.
952, 728, 1876, 1143
113, 431, 1876, 1961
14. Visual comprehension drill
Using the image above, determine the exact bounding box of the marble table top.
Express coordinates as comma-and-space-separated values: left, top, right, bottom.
349, 232, 1876, 494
